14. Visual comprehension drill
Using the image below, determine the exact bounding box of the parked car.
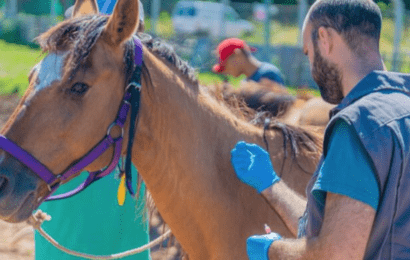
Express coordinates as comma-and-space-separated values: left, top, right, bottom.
172, 1, 254, 38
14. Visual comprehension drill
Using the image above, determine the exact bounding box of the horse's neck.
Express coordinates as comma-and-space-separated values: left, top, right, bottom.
132, 51, 308, 259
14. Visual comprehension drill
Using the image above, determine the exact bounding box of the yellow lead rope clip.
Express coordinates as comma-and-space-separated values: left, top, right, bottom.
117, 174, 126, 206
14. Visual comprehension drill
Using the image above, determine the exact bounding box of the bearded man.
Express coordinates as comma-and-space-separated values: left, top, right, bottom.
230, 0, 410, 259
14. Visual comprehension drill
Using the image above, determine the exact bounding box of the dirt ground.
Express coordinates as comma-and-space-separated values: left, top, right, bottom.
0, 94, 181, 260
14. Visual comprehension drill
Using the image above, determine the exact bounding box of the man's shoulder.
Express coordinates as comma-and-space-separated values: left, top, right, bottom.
341, 90, 410, 128
259, 62, 281, 74
329, 90, 410, 154
254, 62, 284, 84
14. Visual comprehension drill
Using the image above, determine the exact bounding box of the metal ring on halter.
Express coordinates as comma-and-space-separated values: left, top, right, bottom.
127, 82, 141, 91
46, 175, 62, 192
106, 123, 124, 141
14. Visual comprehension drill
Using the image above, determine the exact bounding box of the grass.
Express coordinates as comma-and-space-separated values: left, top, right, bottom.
197, 72, 246, 87
0, 40, 44, 95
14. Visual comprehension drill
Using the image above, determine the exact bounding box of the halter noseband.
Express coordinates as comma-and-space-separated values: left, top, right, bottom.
0, 36, 143, 203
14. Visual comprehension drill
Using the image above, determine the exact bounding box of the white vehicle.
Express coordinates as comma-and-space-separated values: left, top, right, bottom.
172, 1, 254, 38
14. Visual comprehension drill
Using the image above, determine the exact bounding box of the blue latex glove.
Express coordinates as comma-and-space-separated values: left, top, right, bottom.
247, 233, 282, 260
230, 141, 280, 193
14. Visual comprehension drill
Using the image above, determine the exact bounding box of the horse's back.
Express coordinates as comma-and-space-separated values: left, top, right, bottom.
298, 97, 335, 127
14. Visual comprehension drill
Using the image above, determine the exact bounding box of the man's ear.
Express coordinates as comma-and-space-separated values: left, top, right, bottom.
233, 48, 245, 60
317, 26, 334, 56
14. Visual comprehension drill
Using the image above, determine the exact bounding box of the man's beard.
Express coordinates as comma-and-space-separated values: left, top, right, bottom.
312, 44, 344, 104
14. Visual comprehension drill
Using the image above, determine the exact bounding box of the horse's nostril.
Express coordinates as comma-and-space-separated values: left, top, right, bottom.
0, 177, 8, 192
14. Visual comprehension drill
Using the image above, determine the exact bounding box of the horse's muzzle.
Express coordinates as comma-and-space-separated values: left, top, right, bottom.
0, 152, 43, 223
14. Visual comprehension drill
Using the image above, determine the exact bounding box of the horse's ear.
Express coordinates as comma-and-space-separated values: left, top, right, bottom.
101, 0, 139, 47
72, 0, 99, 18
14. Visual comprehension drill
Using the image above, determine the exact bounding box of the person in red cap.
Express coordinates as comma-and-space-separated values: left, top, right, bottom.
213, 38, 284, 85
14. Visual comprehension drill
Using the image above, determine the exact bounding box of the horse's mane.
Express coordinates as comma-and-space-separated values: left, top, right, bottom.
36, 14, 322, 161
135, 34, 322, 156
138, 33, 198, 84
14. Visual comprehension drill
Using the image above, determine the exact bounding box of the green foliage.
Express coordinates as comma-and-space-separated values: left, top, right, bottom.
18, 0, 60, 16
377, 2, 392, 13
0, 19, 25, 45
0, 18, 40, 47
145, 11, 174, 38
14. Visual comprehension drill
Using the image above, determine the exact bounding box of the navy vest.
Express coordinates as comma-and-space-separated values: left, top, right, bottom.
299, 71, 410, 259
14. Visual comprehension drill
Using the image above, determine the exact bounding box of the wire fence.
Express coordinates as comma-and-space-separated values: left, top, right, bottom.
1, 1, 410, 88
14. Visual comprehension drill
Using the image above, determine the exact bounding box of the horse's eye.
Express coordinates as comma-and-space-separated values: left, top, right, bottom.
70, 83, 89, 96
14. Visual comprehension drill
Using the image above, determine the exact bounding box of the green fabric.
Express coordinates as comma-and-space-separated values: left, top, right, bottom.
34, 166, 150, 260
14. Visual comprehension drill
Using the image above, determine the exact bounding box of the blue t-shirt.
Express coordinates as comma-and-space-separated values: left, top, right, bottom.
311, 119, 380, 210
247, 62, 285, 85
98, 0, 144, 20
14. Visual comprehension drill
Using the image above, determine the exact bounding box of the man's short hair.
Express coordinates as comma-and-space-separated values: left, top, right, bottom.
307, 0, 382, 54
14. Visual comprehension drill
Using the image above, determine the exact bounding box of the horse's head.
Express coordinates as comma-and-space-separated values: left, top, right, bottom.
0, 0, 141, 222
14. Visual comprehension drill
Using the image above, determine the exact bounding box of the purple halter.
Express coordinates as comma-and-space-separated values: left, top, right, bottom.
0, 36, 143, 202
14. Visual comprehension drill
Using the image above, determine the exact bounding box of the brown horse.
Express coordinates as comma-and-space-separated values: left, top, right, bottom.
220, 79, 297, 118
0, 0, 323, 259
297, 97, 335, 127
211, 79, 333, 127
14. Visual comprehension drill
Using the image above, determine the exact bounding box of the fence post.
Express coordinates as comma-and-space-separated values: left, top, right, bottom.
5, 0, 17, 18
219, 0, 230, 39
392, 0, 404, 72
151, 0, 160, 35
50, 0, 57, 19
297, 0, 308, 47
263, 0, 271, 63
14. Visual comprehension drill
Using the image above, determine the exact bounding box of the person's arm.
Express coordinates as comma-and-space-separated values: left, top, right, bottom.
266, 192, 375, 260
231, 142, 305, 235
261, 181, 306, 236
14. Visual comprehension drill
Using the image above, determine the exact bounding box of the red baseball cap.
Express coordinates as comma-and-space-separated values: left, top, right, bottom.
212, 38, 257, 73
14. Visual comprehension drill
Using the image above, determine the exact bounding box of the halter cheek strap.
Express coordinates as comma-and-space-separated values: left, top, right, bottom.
121, 36, 143, 196
0, 36, 143, 203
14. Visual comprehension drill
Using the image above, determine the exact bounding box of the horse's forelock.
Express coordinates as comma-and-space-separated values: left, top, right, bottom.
36, 15, 135, 83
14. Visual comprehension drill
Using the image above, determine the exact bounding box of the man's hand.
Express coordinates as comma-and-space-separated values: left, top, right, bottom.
247, 233, 282, 260
231, 141, 280, 193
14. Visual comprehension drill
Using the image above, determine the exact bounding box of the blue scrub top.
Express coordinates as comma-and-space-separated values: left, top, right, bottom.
312, 119, 380, 210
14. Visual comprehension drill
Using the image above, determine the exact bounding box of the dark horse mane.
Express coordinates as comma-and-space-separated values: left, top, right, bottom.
36, 14, 321, 163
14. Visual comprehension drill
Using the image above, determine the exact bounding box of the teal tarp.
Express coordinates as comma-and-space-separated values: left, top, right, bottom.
35, 166, 151, 260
